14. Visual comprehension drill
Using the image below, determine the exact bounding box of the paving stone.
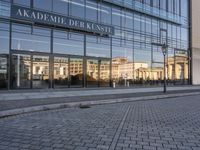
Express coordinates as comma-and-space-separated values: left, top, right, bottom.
0, 95, 200, 150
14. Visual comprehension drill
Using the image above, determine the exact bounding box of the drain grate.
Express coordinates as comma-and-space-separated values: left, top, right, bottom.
79, 104, 91, 109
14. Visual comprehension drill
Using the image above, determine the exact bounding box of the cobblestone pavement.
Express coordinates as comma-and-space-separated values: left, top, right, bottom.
0, 95, 200, 150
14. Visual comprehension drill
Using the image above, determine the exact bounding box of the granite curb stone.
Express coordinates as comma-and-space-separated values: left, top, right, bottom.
0, 91, 200, 118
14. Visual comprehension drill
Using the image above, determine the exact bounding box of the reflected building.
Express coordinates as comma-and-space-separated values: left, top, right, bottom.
0, 0, 191, 90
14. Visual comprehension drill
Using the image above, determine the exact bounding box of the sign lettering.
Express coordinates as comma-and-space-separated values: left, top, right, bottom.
11, 5, 114, 35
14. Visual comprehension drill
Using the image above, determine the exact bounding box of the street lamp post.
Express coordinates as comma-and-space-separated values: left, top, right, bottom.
162, 43, 168, 93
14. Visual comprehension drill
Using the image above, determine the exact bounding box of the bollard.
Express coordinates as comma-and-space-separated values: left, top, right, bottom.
127, 81, 129, 87
113, 81, 116, 88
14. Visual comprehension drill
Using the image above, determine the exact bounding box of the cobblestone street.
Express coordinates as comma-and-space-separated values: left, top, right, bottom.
0, 95, 200, 150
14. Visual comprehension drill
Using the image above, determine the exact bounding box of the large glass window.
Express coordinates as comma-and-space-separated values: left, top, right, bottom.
135, 0, 143, 10
113, 0, 123, 5
53, 0, 68, 15
112, 7, 121, 27
32, 55, 49, 89
141, 16, 145, 33
70, 0, 84, 18
13, 0, 30, 6
100, 60, 110, 87
181, 28, 188, 50
181, 0, 188, 18
134, 42, 152, 85
12, 54, 31, 89
0, 22, 9, 54
134, 14, 141, 32
33, 0, 52, 11
168, 0, 173, 13
86, 35, 111, 58
70, 58, 83, 87
124, 10, 133, 30
160, 0, 167, 10
144, 0, 151, 12
100, 3, 111, 25
112, 39, 134, 86
146, 17, 151, 34
86, 0, 97, 21
153, 0, 159, 8
54, 57, 69, 88
160, 0, 167, 18
0, 56, 8, 89
53, 30, 84, 56
152, 19, 158, 35
0, 21, 9, 90
174, 0, 180, 15
0, 0, 10, 17
12, 24, 51, 53
124, 0, 132, 8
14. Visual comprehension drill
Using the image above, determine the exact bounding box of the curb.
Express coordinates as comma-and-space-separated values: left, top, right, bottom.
0, 92, 200, 118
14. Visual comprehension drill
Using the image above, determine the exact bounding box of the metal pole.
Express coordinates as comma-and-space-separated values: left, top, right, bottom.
163, 53, 167, 93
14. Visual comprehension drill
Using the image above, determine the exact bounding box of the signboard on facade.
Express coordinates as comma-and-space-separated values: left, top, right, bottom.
175, 49, 188, 57
11, 5, 114, 35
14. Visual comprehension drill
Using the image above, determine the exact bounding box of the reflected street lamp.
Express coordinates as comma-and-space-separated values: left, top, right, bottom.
152, 42, 168, 93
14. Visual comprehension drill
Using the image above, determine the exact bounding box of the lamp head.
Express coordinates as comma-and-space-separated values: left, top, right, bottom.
161, 43, 168, 55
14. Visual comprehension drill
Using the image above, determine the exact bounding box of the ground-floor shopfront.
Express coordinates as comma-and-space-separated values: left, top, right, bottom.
0, 49, 190, 90
9, 51, 112, 89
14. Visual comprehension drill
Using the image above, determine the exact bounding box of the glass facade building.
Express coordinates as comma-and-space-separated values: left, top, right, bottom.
0, 0, 190, 90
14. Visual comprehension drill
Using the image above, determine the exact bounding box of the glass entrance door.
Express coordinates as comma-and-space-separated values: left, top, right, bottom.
12, 54, 31, 89
99, 60, 110, 87
70, 58, 83, 87
54, 57, 69, 88
32, 55, 49, 89
87, 59, 99, 87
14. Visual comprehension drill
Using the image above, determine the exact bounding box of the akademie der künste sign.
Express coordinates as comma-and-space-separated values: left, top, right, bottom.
11, 5, 114, 35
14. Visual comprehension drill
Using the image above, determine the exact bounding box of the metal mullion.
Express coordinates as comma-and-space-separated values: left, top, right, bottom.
68, 57, 70, 88
98, 59, 100, 87
8, 21, 12, 90
50, 29, 53, 89
83, 34, 86, 88
30, 54, 33, 89
110, 37, 112, 87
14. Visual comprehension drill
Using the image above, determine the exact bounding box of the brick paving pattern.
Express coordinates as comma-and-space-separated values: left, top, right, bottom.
0, 95, 200, 150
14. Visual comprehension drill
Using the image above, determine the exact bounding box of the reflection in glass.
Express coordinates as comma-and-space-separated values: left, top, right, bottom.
86, 0, 97, 21
112, 40, 134, 86
53, 30, 84, 55
70, 58, 83, 87
54, 57, 69, 88
175, 56, 188, 84
12, 24, 50, 53
32, 55, 49, 88
33, 0, 52, 11
86, 36, 111, 58
112, 7, 121, 27
0, 1, 10, 17
0, 22, 9, 54
12, 54, 31, 89
53, 0, 68, 15
100, 4, 111, 25
13, 0, 30, 6
0, 56, 7, 89
87, 59, 98, 87
70, 0, 84, 18
100, 60, 110, 87
134, 43, 151, 85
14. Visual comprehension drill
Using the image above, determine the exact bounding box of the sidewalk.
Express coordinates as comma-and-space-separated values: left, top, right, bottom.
0, 86, 200, 118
